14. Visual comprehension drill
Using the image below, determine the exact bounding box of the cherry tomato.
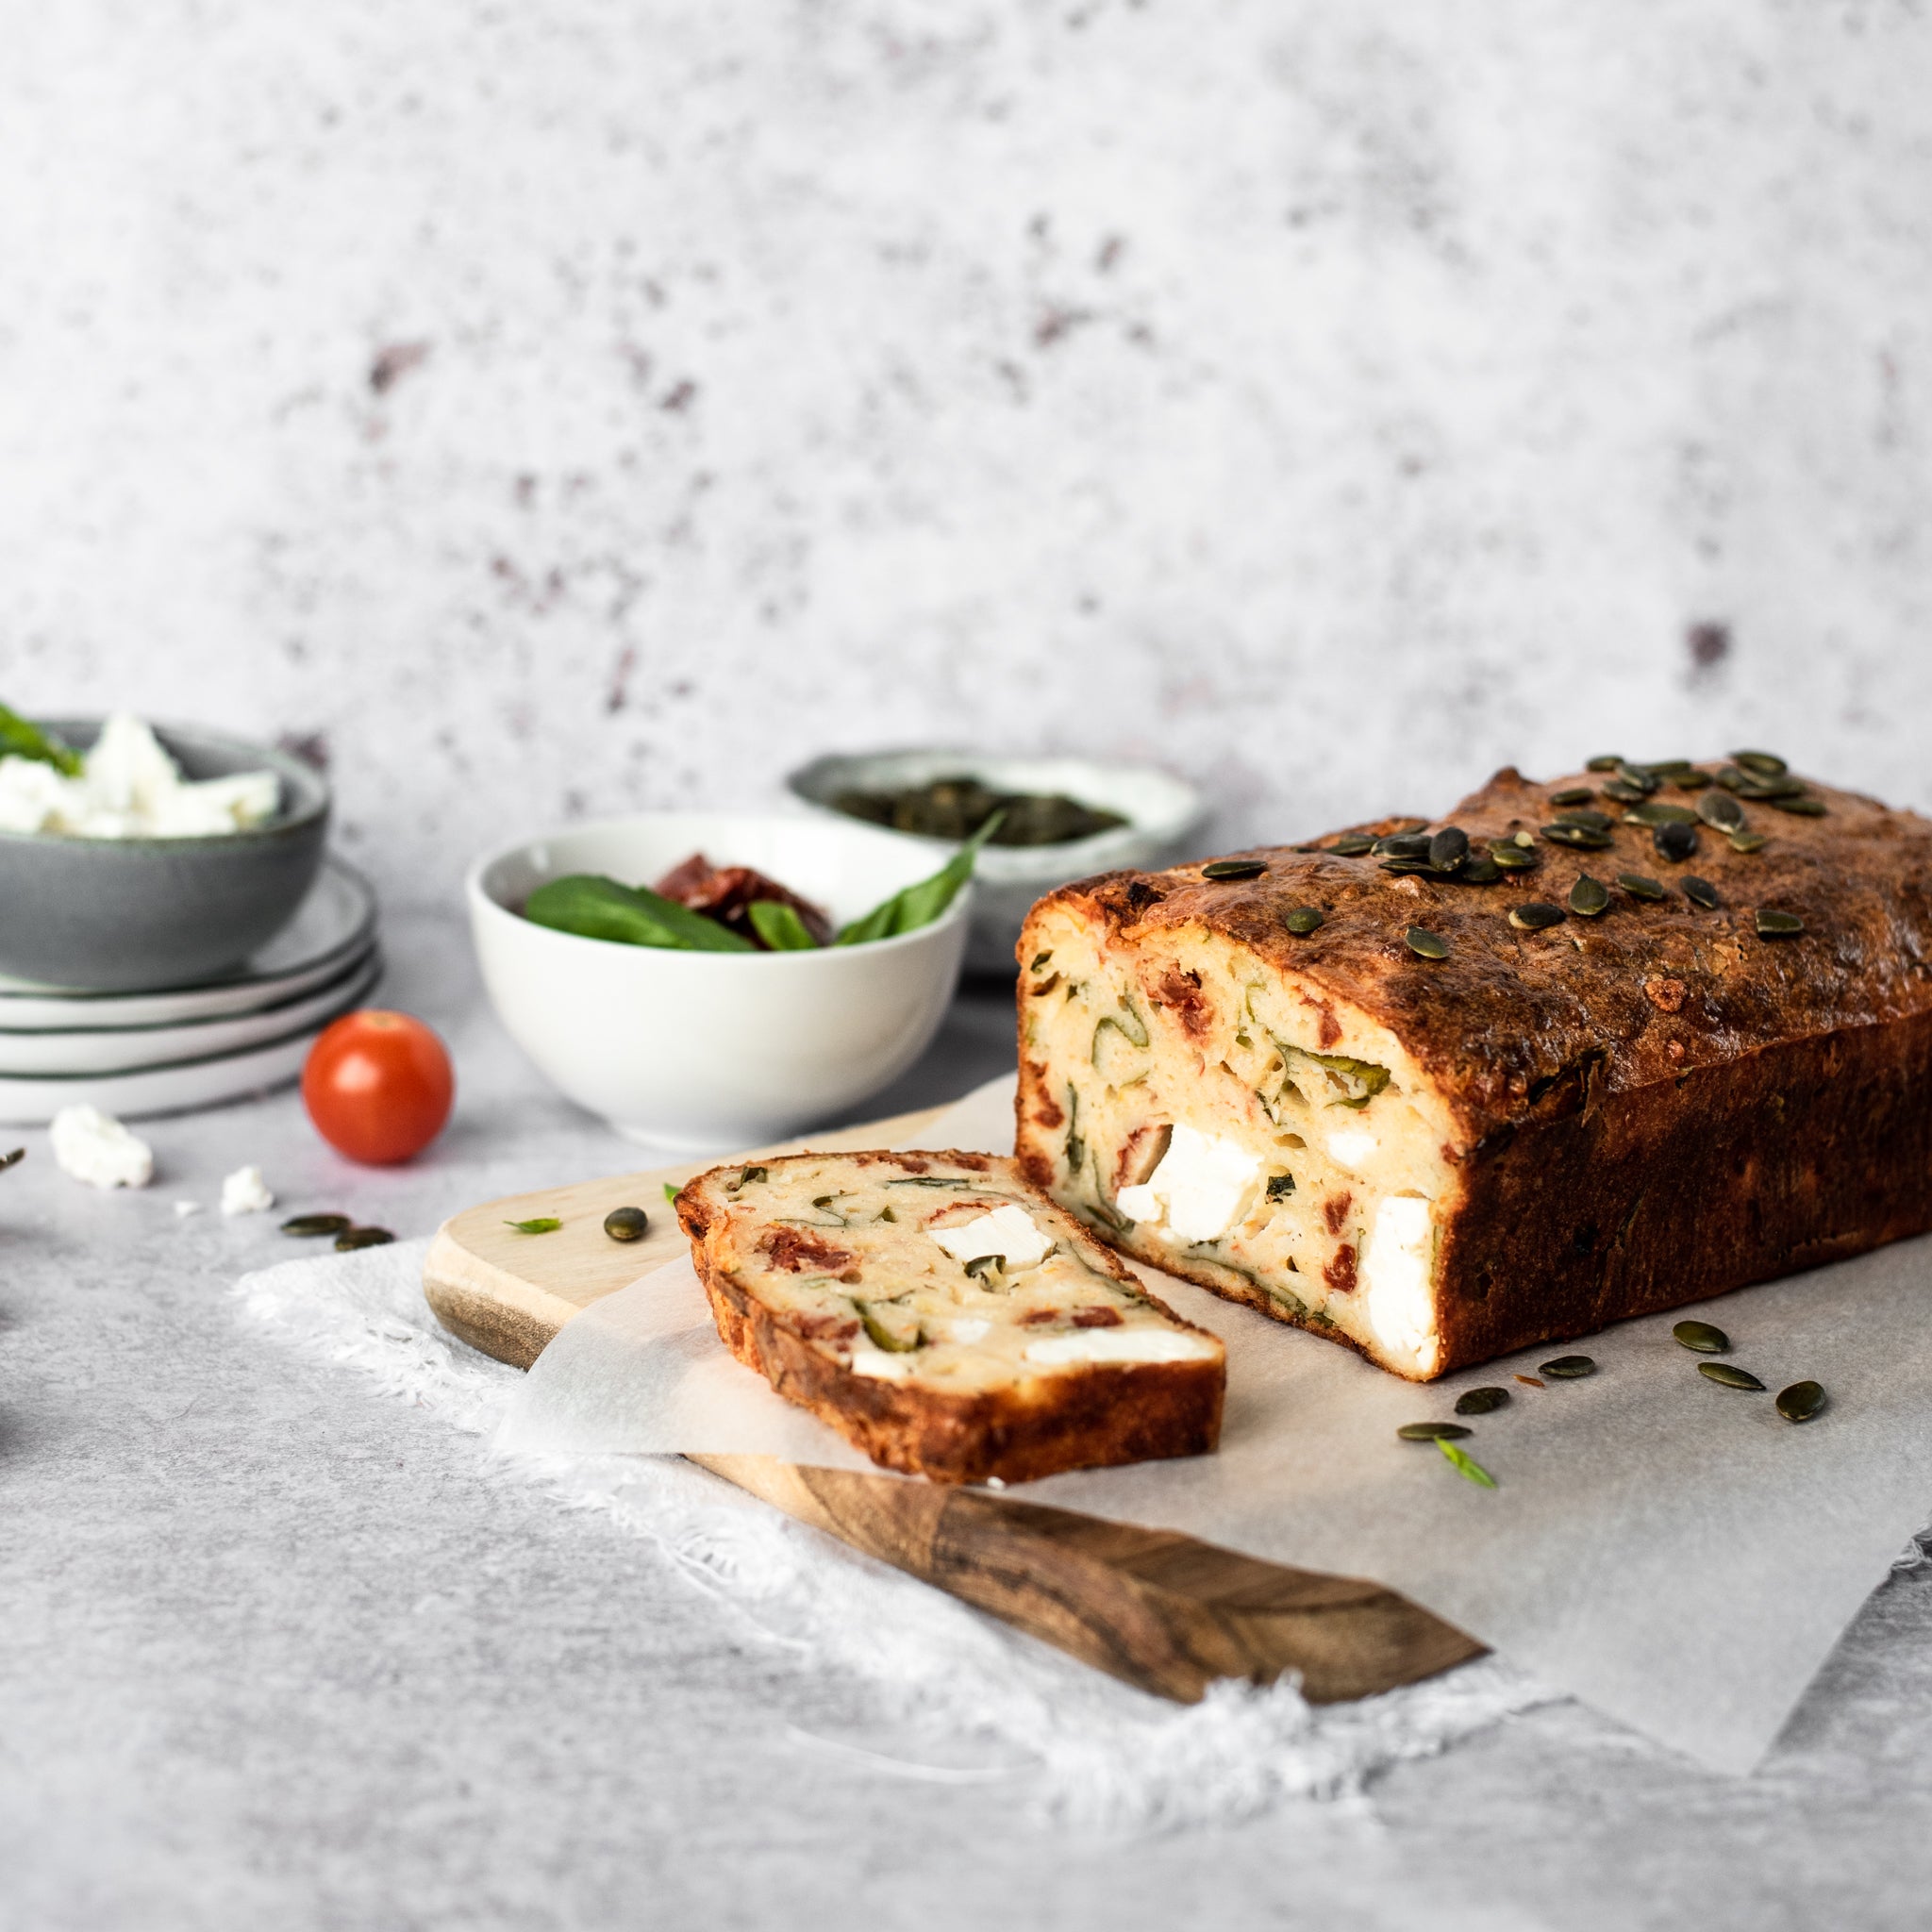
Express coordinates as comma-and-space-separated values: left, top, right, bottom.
302, 1009, 455, 1164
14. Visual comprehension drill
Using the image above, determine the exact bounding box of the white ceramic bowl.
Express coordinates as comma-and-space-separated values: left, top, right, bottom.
467, 812, 973, 1150
787, 750, 1210, 974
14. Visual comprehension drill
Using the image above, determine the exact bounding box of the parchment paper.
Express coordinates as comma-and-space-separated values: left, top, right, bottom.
495, 1075, 1932, 1773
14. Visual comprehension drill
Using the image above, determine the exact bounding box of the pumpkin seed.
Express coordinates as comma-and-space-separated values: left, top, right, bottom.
1380, 858, 1441, 876
1683, 875, 1721, 910
1406, 926, 1450, 959
1634, 759, 1697, 777
1715, 765, 1750, 793
1776, 1379, 1826, 1424
1698, 1361, 1765, 1391
335, 1226, 395, 1251
1541, 1355, 1596, 1378
1491, 842, 1540, 872
1458, 855, 1504, 885
1375, 832, 1434, 859
1769, 795, 1826, 817
1586, 754, 1624, 771
604, 1206, 651, 1242
1738, 773, 1807, 801
1455, 1386, 1511, 1416
1329, 834, 1375, 856
1624, 801, 1699, 827
1674, 770, 1713, 791
1614, 763, 1661, 795
1617, 872, 1667, 903
1551, 808, 1614, 832
1673, 1318, 1729, 1353
1548, 787, 1595, 807
1284, 905, 1324, 936
1733, 749, 1788, 777
1429, 826, 1470, 873
1438, 1438, 1497, 1488
1755, 908, 1806, 938
280, 1213, 351, 1238
1542, 824, 1614, 851
1601, 777, 1648, 803
1728, 830, 1769, 854
1203, 858, 1266, 880
1569, 874, 1610, 917
1697, 791, 1745, 832
1266, 1173, 1296, 1199
1654, 821, 1699, 862
1397, 1421, 1471, 1441
1509, 902, 1567, 930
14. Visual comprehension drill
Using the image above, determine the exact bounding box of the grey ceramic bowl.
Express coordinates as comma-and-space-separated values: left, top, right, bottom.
787, 750, 1210, 975
0, 719, 330, 992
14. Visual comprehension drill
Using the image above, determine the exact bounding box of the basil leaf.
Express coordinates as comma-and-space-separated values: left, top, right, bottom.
504, 1216, 561, 1234
748, 899, 819, 951
523, 875, 755, 952
1437, 1438, 1497, 1489
0, 704, 82, 777
835, 812, 1003, 947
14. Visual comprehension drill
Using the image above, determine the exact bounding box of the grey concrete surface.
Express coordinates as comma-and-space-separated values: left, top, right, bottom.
3, 908, 1932, 1931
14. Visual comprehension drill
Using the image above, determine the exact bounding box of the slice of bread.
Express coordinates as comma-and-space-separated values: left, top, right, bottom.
674, 1149, 1226, 1485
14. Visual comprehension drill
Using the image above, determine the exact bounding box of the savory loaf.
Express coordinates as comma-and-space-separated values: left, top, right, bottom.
1014, 758, 1932, 1381
673, 1149, 1225, 1484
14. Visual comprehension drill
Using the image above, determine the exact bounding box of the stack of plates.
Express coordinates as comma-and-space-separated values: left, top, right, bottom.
0, 858, 380, 1124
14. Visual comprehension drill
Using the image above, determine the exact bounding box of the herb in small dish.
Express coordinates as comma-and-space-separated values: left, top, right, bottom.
831, 774, 1124, 847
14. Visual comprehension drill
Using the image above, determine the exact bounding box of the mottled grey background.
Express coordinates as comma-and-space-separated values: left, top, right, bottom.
4, 1, 1928, 914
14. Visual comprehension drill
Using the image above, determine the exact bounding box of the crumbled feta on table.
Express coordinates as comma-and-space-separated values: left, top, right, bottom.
50, 1106, 155, 1190
220, 1165, 275, 1216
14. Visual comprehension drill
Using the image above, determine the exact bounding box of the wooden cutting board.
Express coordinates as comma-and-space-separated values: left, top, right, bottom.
423, 1103, 1482, 1705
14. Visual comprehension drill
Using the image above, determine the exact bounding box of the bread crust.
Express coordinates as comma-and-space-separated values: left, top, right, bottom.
675, 1150, 1225, 1485
1017, 763, 1932, 1376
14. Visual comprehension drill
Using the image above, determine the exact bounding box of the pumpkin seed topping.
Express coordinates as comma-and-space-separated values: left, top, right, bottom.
1733, 750, 1788, 777
1697, 791, 1745, 832
1654, 821, 1699, 862
1617, 872, 1667, 902
1683, 876, 1722, 910
1548, 786, 1596, 807
1398, 1421, 1471, 1441
1429, 826, 1470, 874
1202, 858, 1266, 880
1541, 1355, 1596, 1378
1769, 794, 1827, 817
1406, 926, 1450, 959
1284, 906, 1324, 936
1672, 768, 1714, 791
604, 1206, 651, 1242
335, 1226, 396, 1251
1455, 1386, 1511, 1416
1624, 801, 1699, 826
1614, 763, 1661, 795
1699, 1361, 1766, 1391
1374, 831, 1434, 859
1491, 842, 1541, 872
1542, 823, 1614, 851
1457, 855, 1504, 885
1728, 830, 1769, 854
1586, 754, 1624, 771
1569, 874, 1610, 918
281, 1213, 352, 1238
1510, 902, 1567, 931
1755, 908, 1806, 938
1329, 833, 1375, 857
1673, 1319, 1729, 1353
1601, 777, 1648, 803
1776, 1380, 1826, 1424
1551, 808, 1614, 832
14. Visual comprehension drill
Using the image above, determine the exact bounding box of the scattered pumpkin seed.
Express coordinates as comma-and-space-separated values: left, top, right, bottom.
1510, 902, 1567, 931
1541, 1355, 1596, 1378
1406, 926, 1450, 959
1429, 826, 1470, 873
1776, 1379, 1826, 1423
1374, 831, 1434, 859
280, 1213, 352, 1238
1769, 794, 1826, 817
1673, 1319, 1729, 1353
1654, 821, 1699, 863
1755, 908, 1806, 938
604, 1206, 651, 1242
1398, 1421, 1471, 1441
1617, 872, 1667, 903
1542, 823, 1614, 850
1329, 833, 1375, 856
1458, 855, 1504, 885
1455, 1386, 1512, 1416
1284, 906, 1324, 936
1733, 749, 1788, 777
1549, 786, 1595, 807
505, 1216, 561, 1234
1586, 754, 1624, 772
1491, 842, 1540, 872
1569, 874, 1610, 918
1202, 858, 1266, 880
1624, 801, 1699, 827
1727, 830, 1769, 854
1698, 1361, 1765, 1391
1683, 876, 1722, 910
1697, 791, 1745, 832
1438, 1438, 1497, 1488
334, 1226, 395, 1252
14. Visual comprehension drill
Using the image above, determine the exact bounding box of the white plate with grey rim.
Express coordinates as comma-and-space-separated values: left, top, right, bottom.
0, 857, 376, 1030
0, 951, 384, 1124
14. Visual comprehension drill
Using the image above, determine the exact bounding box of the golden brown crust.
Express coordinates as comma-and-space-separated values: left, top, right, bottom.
675, 1150, 1225, 1484
1017, 762, 1932, 1376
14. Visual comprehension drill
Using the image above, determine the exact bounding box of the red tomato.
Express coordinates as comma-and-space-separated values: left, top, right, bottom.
302, 1009, 455, 1165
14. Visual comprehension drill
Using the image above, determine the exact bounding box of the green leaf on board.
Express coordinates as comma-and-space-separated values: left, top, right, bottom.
1437, 1438, 1497, 1489
504, 1216, 562, 1234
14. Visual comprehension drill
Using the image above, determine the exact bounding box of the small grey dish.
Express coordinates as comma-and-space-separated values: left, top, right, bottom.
0, 719, 329, 992
788, 750, 1210, 974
